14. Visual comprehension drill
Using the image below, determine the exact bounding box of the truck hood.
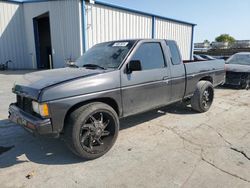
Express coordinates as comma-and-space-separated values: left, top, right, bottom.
13, 68, 105, 100
225, 64, 250, 73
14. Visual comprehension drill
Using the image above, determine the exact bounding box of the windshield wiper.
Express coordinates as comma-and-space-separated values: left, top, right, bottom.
83, 64, 106, 70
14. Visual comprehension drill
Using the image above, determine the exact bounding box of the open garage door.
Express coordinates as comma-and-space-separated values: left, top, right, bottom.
33, 12, 53, 69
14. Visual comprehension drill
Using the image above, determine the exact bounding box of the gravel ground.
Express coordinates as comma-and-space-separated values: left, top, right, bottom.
0, 71, 250, 188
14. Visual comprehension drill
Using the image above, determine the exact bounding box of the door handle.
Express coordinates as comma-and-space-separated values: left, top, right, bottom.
163, 76, 169, 84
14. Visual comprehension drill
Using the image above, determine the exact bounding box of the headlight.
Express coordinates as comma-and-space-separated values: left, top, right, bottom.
32, 101, 39, 114
32, 101, 49, 117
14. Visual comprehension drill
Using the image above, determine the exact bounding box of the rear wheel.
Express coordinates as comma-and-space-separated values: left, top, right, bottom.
191, 81, 214, 113
64, 102, 119, 160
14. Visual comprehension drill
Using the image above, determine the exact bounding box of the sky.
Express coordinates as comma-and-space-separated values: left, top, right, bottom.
98, 0, 250, 43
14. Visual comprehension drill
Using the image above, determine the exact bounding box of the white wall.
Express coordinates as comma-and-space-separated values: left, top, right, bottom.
0, 2, 28, 69
155, 18, 193, 60
23, 0, 82, 69
85, 3, 193, 60
85, 3, 152, 49
0, 0, 194, 69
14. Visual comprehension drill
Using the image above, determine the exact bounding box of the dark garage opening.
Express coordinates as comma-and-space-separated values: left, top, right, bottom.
33, 12, 53, 69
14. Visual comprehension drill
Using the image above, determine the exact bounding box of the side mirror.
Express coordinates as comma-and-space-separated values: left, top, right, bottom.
127, 60, 142, 74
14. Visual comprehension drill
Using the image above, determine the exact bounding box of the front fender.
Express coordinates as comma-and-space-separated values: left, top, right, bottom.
40, 70, 121, 133
48, 88, 122, 133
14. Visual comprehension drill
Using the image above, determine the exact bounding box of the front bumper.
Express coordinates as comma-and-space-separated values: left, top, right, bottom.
225, 77, 242, 86
8, 104, 53, 135
225, 72, 249, 86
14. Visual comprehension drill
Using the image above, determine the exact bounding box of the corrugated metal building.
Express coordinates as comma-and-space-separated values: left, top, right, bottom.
0, 0, 195, 69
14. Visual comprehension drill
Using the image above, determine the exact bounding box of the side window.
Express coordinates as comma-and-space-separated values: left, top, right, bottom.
131, 43, 165, 70
167, 41, 182, 65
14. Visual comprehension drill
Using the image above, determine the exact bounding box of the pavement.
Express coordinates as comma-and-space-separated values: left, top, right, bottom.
0, 71, 250, 188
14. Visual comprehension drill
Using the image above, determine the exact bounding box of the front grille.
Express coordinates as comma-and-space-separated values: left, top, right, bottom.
16, 95, 33, 114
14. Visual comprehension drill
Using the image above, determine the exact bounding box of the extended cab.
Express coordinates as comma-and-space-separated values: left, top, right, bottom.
9, 39, 225, 159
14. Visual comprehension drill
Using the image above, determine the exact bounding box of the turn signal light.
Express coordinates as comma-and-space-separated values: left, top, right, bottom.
32, 101, 49, 117
39, 104, 49, 117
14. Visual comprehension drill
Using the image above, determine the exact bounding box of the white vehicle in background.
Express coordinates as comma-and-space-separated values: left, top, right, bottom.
232, 40, 250, 49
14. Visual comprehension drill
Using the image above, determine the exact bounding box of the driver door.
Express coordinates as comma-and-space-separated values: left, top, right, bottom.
121, 41, 171, 117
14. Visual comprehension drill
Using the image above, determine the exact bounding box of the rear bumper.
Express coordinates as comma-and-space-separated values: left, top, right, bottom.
8, 104, 54, 135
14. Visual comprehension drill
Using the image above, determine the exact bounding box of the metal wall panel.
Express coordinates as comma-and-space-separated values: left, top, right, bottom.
0, 2, 28, 69
1, 0, 194, 69
23, 0, 81, 69
85, 3, 152, 49
155, 18, 193, 60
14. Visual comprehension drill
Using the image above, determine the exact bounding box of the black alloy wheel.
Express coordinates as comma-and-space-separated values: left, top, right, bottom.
191, 81, 214, 113
202, 87, 213, 110
79, 112, 115, 154
64, 102, 119, 160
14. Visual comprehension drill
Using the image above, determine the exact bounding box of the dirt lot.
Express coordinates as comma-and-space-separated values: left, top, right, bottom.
0, 71, 250, 188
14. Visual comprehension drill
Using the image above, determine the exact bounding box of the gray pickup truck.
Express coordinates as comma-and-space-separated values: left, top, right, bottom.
9, 39, 225, 159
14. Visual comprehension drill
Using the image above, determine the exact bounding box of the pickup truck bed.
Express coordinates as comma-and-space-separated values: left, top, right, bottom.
9, 39, 225, 159
184, 60, 225, 97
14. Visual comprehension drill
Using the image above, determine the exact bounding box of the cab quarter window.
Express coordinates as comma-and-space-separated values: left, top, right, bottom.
131, 43, 165, 70
167, 41, 182, 65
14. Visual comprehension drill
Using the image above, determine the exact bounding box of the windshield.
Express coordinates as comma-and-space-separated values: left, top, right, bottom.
226, 54, 250, 65
76, 41, 136, 69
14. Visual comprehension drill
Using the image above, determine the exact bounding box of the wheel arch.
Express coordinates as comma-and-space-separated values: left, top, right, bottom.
62, 97, 120, 133
191, 79, 214, 113
200, 76, 213, 84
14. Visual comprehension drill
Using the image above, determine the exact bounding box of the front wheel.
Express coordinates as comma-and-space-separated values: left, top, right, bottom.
64, 102, 119, 160
191, 81, 214, 113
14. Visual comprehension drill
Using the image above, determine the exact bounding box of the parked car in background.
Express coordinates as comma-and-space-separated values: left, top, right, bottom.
193, 54, 206, 61
216, 56, 230, 61
225, 52, 250, 89
211, 42, 229, 49
199, 55, 216, 60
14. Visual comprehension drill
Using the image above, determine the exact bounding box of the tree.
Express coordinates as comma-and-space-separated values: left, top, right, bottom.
215, 34, 235, 43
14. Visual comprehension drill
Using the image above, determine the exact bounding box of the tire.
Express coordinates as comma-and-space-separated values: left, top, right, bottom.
191, 81, 214, 113
64, 102, 119, 160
